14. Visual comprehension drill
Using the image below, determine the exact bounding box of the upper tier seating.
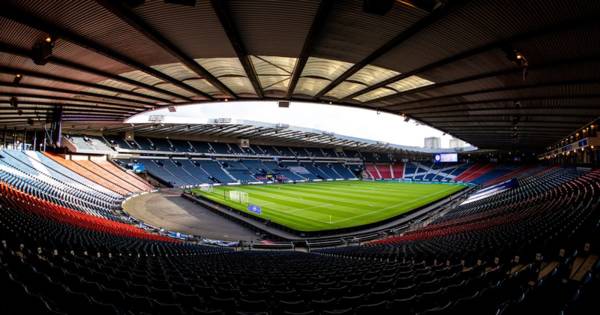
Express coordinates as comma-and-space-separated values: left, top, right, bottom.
211, 142, 230, 154
169, 139, 193, 153
103, 135, 133, 150
191, 141, 212, 153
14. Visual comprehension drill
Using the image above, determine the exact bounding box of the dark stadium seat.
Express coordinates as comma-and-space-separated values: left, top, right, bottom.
1, 149, 600, 315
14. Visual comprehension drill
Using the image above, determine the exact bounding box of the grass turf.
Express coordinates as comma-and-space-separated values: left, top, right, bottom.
192, 181, 465, 232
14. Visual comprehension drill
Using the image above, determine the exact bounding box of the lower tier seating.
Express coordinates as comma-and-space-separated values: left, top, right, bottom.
0, 160, 598, 314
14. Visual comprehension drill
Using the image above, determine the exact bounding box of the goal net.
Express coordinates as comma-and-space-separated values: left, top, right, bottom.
199, 184, 214, 193
225, 190, 249, 204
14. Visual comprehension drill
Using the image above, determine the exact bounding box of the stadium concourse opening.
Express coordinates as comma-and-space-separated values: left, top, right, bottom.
1, 0, 600, 314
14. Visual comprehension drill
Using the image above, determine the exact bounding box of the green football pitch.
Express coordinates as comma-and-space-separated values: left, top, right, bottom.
192, 181, 465, 232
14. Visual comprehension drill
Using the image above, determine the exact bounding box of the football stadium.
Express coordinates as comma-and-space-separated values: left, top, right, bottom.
1, 0, 600, 314
193, 181, 466, 232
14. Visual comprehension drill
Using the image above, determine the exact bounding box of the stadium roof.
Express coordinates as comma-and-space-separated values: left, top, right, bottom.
1, 0, 599, 150
64, 119, 478, 153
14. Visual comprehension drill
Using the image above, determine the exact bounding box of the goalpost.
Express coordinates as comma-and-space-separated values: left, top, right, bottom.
225, 190, 249, 204
199, 184, 214, 193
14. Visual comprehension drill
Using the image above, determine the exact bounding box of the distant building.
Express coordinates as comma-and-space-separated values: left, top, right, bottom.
424, 137, 441, 149
449, 138, 467, 149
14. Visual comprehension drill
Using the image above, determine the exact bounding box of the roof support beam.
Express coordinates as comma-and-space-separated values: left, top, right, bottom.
314, 0, 466, 99
0, 113, 129, 120
0, 42, 189, 102
0, 82, 154, 108
384, 78, 600, 112
0, 66, 169, 104
95, 0, 235, 99
0, 102, 139, 114
371, 54, 600, 105
286, 0, 334, 99
210, 0, 263, 98
344, 15, 600, 101
0, 4, 207, 100
400, 95, 600, 115
430, 120, 583, 126
415, 109, 600, 119
0, 92, 149, 110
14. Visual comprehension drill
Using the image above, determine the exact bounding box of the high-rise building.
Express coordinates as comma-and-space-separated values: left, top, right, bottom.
424, 137, 441, 149
449, 138, 467, 149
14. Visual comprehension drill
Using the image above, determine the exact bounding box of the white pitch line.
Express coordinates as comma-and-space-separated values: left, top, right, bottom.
330, 186, 458, 224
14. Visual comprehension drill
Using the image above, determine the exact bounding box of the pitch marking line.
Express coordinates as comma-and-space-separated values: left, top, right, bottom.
330, 186, 459, 224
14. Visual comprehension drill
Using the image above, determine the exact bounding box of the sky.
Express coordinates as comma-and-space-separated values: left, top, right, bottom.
127, 101, 467, 148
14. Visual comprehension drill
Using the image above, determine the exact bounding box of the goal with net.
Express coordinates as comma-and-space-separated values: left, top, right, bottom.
225, 190, 249, 204
199, 184, 214, 193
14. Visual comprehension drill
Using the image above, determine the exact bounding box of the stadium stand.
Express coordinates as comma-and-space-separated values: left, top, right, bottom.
178, 160, 214, 183
64, 135, 114, 153
94, 160, 154, 192
482, 165, 541, 187
63, 134, 541, 187
391, 163, 404, 179
142, 160, 188, 187
366, 164, 382, 179
375, 163, 393, 179
222, 160, 258, 183
74, 160, 143, 194
44, 154, 132, 196
468, 165, 516, 186
70, 135, 521, 185
2, 1, 600, 314
453, 164, 491, 182
162, 159, 203, 186
1, 155, 599, 314
331, 163, 357, 179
